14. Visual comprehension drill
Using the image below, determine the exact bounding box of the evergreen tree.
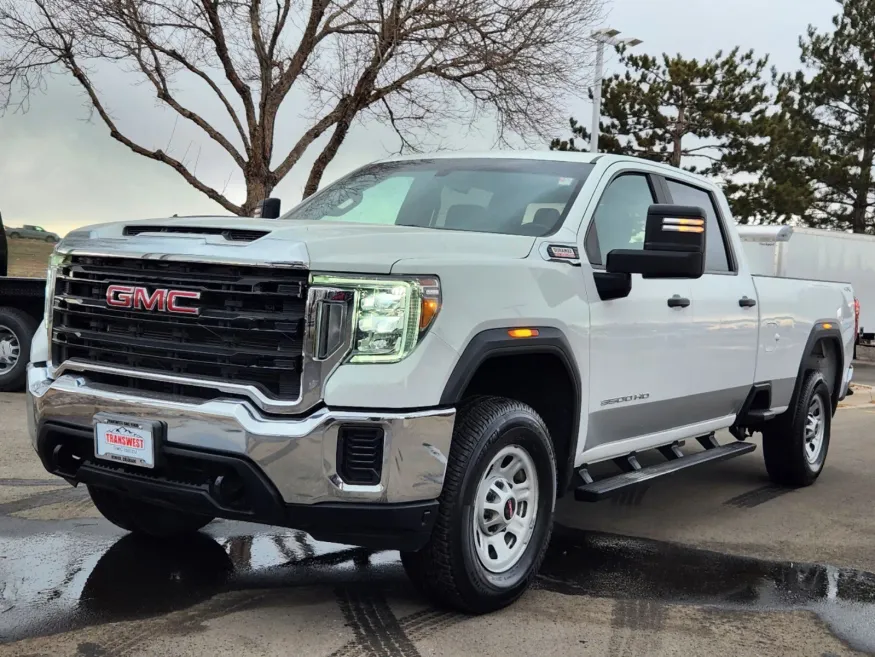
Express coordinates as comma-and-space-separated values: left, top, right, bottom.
765, 0, 875, 232
550, 47, 771, 177
720, 105, 820, 225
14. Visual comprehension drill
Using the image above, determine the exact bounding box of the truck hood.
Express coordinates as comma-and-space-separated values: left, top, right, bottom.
61, 217, 535, 273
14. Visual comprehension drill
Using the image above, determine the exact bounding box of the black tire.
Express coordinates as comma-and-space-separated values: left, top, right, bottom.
44, 235, 55, 242
401, 396, 557, 614
8, 232, 19, 239
88, 485, 214, 537
762, 371, 832, 487
0, 307, 37, 392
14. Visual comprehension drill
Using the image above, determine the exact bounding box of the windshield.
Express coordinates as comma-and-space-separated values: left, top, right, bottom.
281, 158, 593, 237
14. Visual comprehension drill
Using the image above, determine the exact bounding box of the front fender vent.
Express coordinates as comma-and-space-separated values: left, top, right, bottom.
337, 426, 385, 485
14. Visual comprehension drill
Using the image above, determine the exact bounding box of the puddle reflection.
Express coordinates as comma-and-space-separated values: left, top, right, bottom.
0, 520, 873, 652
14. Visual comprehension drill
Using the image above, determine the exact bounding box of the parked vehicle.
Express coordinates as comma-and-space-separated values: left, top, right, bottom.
27, 153, 856, 613
738, 225, 871, 348
5, 224, 60, 242
0, 211, 48, 391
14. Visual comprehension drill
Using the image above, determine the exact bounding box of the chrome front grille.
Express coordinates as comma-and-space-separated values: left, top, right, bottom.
51, 255, 309, 400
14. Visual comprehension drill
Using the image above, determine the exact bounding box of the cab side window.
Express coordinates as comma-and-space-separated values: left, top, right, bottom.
586, 174, 655, 266
664, 180, 733, 273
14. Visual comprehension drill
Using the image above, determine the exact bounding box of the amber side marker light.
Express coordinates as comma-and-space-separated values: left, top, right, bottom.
822, 322, 833, 330
420, 298, 440, 330
508, 328, 539, 338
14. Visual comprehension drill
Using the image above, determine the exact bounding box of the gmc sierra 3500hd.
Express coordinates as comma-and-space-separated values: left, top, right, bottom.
26, 153, 856, 613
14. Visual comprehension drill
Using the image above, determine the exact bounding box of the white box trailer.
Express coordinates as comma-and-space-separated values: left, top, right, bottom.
737, 225, 872, 345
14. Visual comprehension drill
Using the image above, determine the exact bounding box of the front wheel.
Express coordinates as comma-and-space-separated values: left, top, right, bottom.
401, 396, 556, 613
762, 371, 832, 487
88, 486, 214, 537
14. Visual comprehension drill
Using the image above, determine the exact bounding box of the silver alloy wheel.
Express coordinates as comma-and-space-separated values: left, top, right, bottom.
473, 444, 539, 574
0, 325, 20, 375
804, 395, 825, 464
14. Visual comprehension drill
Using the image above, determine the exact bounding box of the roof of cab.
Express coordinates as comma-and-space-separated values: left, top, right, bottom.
373, 150, 701, 177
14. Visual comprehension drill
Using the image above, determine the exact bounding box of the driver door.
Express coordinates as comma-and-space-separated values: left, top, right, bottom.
580, 167, 696, 456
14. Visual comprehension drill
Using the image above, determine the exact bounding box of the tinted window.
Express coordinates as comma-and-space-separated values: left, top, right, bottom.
281, 159, 593, 237
665, 180, 732, 272
587, 174, 655, 266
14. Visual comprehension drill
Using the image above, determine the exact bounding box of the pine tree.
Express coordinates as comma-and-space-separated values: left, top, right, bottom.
720, 106, 820, 225
765, 0, 875, 232
550, 47, 771, 177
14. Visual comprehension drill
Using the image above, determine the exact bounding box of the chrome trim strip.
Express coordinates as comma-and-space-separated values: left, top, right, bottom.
56, 239, 309, 269
28, 368, 455, 505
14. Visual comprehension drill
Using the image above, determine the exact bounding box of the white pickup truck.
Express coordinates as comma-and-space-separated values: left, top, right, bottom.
26, 153, 855, 613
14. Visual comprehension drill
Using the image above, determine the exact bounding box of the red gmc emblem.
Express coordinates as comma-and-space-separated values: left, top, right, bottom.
106, 285, 201, 315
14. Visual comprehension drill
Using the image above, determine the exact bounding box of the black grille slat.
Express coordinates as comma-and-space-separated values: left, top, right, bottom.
60, 271, 305, 298
53, 329, 302, 365
52, 255, 308, 399
56, 297, 305, 325
55, 305, 302, 340
53, 320, 303, 355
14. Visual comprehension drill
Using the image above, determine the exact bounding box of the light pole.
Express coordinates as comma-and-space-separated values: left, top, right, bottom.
590, 28, 642, 153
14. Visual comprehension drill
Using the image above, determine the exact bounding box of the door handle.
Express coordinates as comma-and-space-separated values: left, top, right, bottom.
739, 296, 757, 308
667, 295, 690, 308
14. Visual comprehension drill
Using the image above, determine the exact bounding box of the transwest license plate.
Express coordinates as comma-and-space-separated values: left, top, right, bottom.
94, 416, 156, 469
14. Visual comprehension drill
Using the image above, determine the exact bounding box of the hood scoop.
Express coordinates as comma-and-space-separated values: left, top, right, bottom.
123, 225, 270, 242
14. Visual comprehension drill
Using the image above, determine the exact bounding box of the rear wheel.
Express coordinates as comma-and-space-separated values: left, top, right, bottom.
401, 396, 556, 613
88, 486, 214, 537
762, 371, 832, 487
0, 307, 36, 392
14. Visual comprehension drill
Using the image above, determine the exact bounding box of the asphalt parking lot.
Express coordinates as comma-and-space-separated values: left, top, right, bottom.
2, 386, 875, 656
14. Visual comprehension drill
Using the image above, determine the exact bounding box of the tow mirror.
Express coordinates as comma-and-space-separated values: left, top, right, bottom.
254, 198, 281, 219
606, 204, 707, 279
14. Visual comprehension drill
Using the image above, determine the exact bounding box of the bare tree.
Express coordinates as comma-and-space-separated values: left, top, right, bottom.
0, 0, 604, 215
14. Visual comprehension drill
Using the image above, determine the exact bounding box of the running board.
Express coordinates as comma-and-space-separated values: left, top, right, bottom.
574, 441, 757, 502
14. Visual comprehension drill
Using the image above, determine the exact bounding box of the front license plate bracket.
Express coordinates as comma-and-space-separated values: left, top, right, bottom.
93, 412, 165, 470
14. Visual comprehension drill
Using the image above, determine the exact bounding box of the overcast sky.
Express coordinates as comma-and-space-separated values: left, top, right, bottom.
0, 0, 837, 235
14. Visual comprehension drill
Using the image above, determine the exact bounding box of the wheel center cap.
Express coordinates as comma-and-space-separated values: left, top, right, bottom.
504, 497, 516, 521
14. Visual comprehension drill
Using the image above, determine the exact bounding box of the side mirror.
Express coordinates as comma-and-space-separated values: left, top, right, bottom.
606, 204, 706, 279
254, 198, 282, 219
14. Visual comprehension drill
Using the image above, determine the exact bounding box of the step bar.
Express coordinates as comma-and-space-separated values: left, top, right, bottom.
574, 435, 757, 502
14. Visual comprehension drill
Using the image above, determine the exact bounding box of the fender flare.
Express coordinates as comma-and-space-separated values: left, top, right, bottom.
791, 321, 845, 412
440, 326, 582, 493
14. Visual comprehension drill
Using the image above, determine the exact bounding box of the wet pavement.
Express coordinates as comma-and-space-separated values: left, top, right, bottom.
1, 515, 874, 653
2, 392, 875, 655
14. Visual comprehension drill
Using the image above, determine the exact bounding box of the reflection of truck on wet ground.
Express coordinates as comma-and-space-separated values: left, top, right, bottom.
738, 225, 871, 352
28, 153, 856, 613
0, 211, 47, 391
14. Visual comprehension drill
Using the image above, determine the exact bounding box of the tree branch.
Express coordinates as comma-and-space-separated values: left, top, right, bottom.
63, 51, 242, 214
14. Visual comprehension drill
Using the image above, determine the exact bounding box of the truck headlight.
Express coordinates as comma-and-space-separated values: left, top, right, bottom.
311, 274, 441, 363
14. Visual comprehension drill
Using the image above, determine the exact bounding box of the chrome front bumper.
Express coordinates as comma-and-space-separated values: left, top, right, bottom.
27, 365, 455, 505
